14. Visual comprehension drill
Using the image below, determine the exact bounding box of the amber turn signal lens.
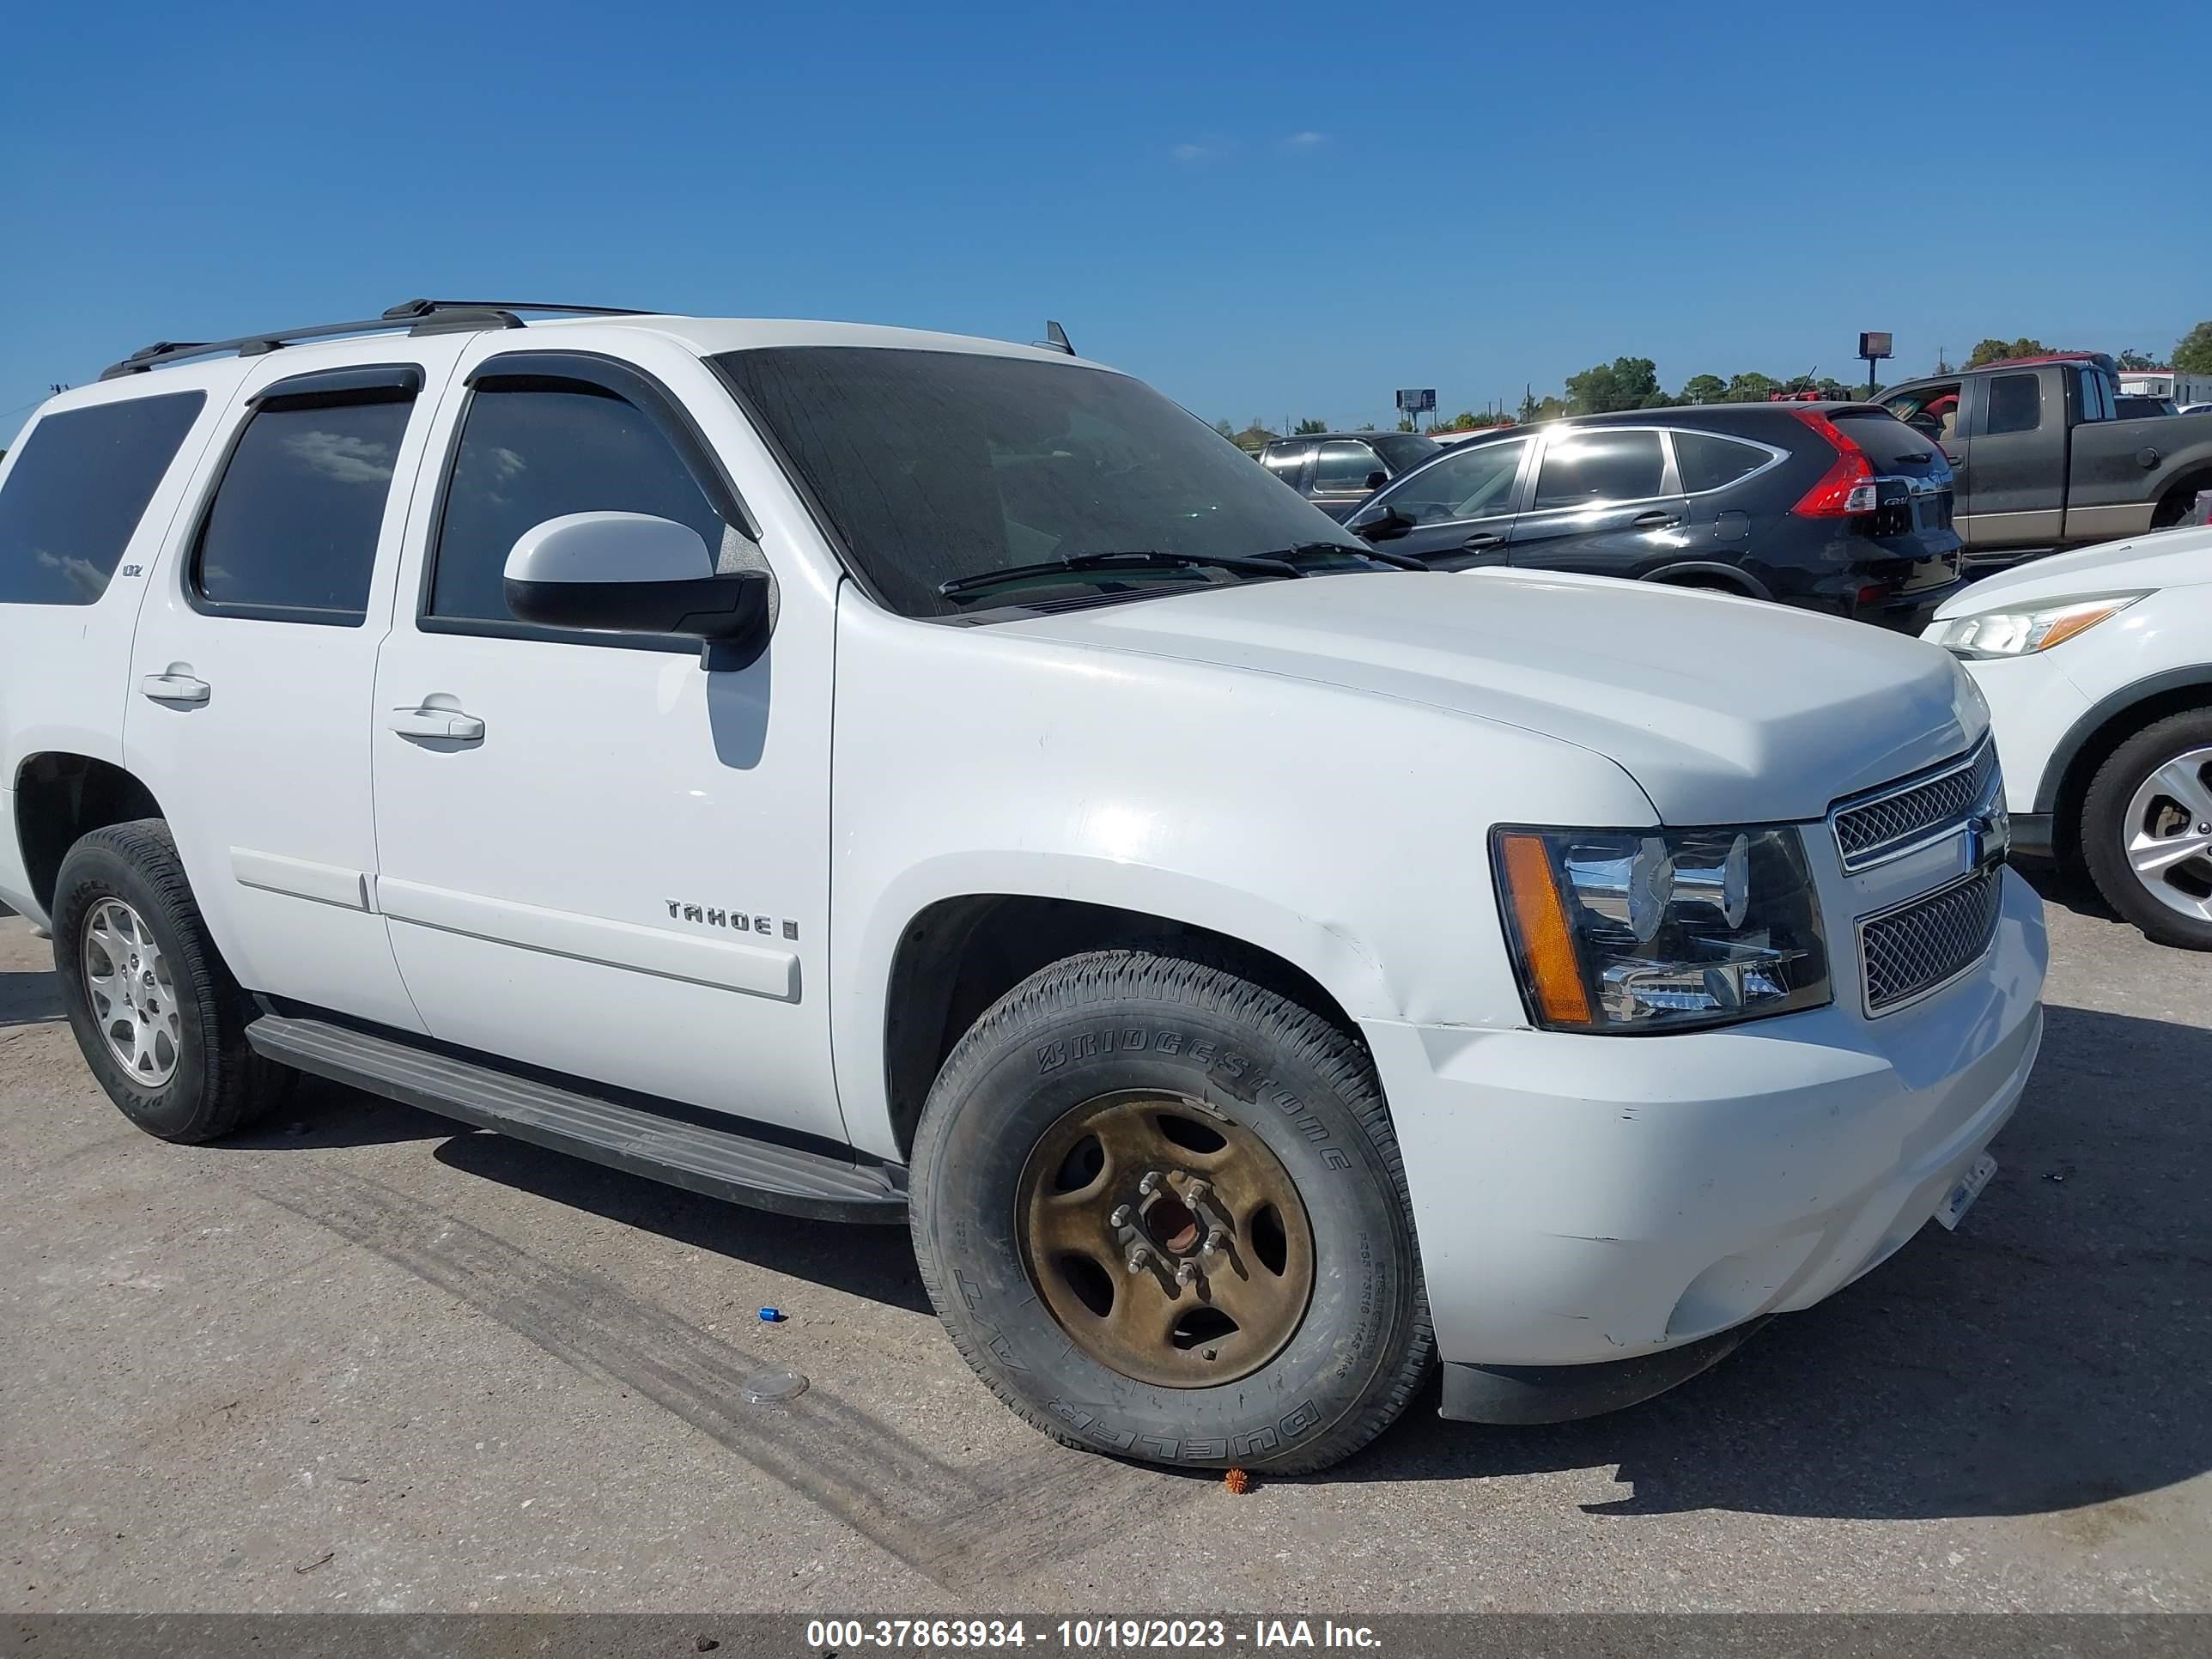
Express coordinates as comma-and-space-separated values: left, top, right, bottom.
1497, 832, 1593, 1027
2034, 605, 2122, 651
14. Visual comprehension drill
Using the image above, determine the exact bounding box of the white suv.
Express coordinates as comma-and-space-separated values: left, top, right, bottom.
1925, 524, 2212, 948
0, 300, 2045, 1472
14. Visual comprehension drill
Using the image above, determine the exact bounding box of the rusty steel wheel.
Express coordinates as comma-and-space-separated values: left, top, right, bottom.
1015, 1089, 1316, 1388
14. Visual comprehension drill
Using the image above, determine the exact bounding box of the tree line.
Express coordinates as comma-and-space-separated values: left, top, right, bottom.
1221, 319, 2212, 447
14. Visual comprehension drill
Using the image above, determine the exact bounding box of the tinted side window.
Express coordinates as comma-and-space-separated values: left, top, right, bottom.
431, 385, 725, 625
1534, 429, 1666, 509
0, 393, 204, 605
1379, 439, 1528, 523
1261, 442, 1312, 485
195, 395, 412, 622
2079, 368, 2116, 422
1984, 374, 2043, 435
1313, 441, 1382, 493
1673, 430, 1773, 494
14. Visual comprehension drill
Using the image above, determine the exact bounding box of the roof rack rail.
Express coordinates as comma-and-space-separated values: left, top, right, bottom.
98, 298, 660, 381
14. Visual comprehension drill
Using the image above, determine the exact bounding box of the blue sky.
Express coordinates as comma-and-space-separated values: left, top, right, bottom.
4, 0, 2207, 435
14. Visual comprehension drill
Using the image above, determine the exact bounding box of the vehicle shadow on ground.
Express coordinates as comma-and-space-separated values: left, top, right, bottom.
222, 1072, 479, 1151
432, 1125, 933, 1316
2014, 858, 2125, 927
0, 968, 64, 1029
1334, 1001, 2212, 1523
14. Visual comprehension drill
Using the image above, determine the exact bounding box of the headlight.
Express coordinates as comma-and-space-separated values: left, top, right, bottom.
1922, 592, 2144, 659
1492, 825, 1831, 1034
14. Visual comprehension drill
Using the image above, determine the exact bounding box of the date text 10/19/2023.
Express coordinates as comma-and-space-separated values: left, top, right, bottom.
805, 1622, 1383, 1651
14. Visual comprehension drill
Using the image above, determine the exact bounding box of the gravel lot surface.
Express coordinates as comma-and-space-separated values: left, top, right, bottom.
3, 876, 2207, 1613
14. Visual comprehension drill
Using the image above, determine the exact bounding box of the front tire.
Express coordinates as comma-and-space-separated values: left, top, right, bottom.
52, 820, 292, 1140
908, 948, 1432, 1474
2079, 709, 2212, 950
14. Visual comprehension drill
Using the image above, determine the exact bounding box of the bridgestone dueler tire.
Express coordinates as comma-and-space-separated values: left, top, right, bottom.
908, 948, 1433, 1474
52, 820, 294, 1142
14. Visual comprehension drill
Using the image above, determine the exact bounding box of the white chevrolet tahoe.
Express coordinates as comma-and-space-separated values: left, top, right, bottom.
0, 300, 2046, 1472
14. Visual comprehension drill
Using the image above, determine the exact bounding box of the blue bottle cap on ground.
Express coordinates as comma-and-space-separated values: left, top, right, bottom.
758, 1306, 784, 1322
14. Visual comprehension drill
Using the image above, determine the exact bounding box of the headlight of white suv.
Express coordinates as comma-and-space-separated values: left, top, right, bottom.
1492, 825, 1831, 1034
1923, 592, 2144, 659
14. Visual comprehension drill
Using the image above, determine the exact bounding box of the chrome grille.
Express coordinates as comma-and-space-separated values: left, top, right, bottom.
1859, 868, 2003, 1013
1832, 739, 1999, 871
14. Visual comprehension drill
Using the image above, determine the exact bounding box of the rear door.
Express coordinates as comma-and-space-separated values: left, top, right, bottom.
1957, 368, 2063, 548
124, 342, 468, 1031
1346, 434, 1531, 567
2062, 363, 2166, 543
1507, 425, 1688, 577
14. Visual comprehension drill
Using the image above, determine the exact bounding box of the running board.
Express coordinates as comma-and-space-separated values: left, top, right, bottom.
245, 1014, 907, 1224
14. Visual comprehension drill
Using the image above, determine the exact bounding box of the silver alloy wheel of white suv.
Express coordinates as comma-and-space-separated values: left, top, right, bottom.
80, 896, 182, 1087
2123, 744, 2212, 924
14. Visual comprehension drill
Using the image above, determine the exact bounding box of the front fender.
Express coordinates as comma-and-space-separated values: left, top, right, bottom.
826, 595, 1656, 1159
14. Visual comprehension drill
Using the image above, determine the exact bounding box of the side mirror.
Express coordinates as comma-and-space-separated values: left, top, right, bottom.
1355, 505, 1418, 543
1363, 470, 1389, 492
503, 512, 772, 671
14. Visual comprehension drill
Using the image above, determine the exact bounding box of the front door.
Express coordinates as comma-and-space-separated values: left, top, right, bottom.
1349, 435, 1530, 568
368, 340, 843, 1141
1310, 440, 1389, 522
125, 344, 467, 1032
1955, 370, 2063, 549
1508, 425, 1689, 577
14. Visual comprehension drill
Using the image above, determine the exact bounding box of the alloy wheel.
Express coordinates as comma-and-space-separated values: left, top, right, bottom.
81, 897, 181, 1087
2121, 745, 2212, 926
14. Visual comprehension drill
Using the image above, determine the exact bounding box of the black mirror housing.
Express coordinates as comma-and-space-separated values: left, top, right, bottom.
1357, 506, 1417, 543
505, 568, 774, 670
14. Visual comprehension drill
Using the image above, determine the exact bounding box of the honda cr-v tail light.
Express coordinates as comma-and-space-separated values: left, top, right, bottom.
1789, 409, 1879, 517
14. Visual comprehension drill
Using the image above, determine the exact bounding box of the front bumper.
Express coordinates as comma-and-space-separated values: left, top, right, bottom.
1362, 866, 2045, 1393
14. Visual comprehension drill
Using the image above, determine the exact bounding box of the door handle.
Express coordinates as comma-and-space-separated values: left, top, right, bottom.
140, 673, 210, 705
1462, 531, 1504, 549
389, 707, 486, 742
1632, 511, 1681, 528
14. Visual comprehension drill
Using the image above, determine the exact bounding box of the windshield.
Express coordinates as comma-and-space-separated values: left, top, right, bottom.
1372, 434, 1442, 472
714, 346, 1364, 617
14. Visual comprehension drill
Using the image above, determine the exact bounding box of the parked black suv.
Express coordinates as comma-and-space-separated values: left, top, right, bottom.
1257, 431, 1441, 520
1345, 404, 1961, 630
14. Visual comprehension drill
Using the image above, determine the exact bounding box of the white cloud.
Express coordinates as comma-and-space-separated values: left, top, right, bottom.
1282, 131, 1328, 151
1171, 141, 1218, 163
280, 428, 395, 485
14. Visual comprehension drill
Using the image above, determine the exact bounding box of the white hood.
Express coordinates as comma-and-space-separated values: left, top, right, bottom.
1933, 524, 2212, 616
1002, 568, 1980, 825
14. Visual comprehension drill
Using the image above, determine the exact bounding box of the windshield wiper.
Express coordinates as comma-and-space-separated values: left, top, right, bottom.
937, 549, 1301, 600
1256, 540, 1429, 573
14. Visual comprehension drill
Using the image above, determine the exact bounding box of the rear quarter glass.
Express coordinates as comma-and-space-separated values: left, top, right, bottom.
0, 392, 206, 605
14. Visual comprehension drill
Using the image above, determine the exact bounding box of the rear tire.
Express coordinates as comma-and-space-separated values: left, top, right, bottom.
52, 820, 294, 1140
2078, 708, 2212, 951
908, 947, 1432, 1474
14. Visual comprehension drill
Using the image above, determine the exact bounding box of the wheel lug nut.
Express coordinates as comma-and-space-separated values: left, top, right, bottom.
1175, 1260, 1199, 1287
1204, 1227, 1228, 1254
1137, 1171, 1161, 1196
1109, 1204, 1132, 1227
1184, 1178, 1211, 1202
1126, 1247, 1153, 1274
